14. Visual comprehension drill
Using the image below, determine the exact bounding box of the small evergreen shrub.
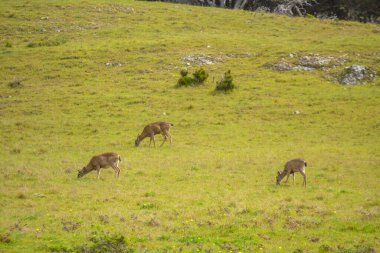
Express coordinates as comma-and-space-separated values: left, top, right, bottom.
176, 68, 209, 87
215, 70, 235, 92
192, 67, 209, 84
177, 76, 194, 87
180, 69, 188, 77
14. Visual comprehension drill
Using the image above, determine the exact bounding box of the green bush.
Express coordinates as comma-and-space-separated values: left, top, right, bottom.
176, 68, 209, 87
192, 67, 209, 84
215, 70, 235, 92
177, 76, 194, 87
180, 69, 188, 77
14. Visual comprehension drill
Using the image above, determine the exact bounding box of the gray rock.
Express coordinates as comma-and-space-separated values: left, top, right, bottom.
339, 65, 376, 85
267, 61, 294, 71
293, 65, 315, 71
265, 62, 315, 72
299, 55, 333, 68
182, 54, 224, 65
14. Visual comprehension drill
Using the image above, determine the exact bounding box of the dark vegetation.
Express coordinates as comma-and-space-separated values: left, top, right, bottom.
144, 0, 379, 23
49, 233, 134, 253
215, 70, 235, 92
177, 68, 209, 87
8, 78, 23, 88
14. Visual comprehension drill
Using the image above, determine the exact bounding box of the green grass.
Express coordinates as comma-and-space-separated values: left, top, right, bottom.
0, 0, 379, 252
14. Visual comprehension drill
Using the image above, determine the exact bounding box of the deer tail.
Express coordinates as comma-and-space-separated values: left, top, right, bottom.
304, 161, 307, 167
119, 155, 121, 162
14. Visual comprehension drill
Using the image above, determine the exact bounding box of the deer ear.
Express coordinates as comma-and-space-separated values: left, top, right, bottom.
277, 171, 281, 175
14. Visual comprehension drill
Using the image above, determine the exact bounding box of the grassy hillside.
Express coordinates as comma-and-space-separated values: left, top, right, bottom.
0, 0, 379, 252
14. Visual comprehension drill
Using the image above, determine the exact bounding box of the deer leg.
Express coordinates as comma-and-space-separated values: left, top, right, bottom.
96, 166, 101, 179
115, 160, 121, 178
160, 133, 167, 147
112, 166, 120, 178
152, 135, 156, 147
167, 132, 172, 145
284, 171, 291, 183
292, 173, 295, 185
299, 170, 306, 187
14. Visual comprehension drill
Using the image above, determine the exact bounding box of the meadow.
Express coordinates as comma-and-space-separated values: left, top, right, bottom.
0, 0, 379, 252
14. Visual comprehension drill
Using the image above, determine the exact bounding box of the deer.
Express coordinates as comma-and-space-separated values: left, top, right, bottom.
135, 122, 174, 147
77, 152, 121, 179
276, 158, 307, 187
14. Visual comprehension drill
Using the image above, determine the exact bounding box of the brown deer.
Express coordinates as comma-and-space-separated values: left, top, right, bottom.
135, 122, 173, 147
276, 158, 307, 187
77, 152, 121, 179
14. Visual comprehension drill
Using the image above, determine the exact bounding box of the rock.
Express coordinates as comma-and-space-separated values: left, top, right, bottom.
339, 65, 376, 85
293, 66, 315, 71
266, 53, 348, 73
105, 61, 122, 67
266, 61, 294, 71
182, 54, 224, 66
299, 55, 333, 68
265, 62, 314, 72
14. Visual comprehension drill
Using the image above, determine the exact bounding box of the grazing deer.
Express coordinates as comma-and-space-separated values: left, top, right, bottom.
77, 152, 121, 179
276, 158, 307, 187
135, 122, 174, 147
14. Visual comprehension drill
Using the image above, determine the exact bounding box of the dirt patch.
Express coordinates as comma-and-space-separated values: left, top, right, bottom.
98, 214, 109, 224
283, 218, 303, 229
147, 217, 160, 227
0, 233, 11, 243
61, 220, 81, 232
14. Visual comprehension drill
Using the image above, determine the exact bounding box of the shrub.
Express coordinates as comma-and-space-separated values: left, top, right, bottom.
180, 69, 188, 77
176, 67, 209, 87
177, 76, 194, 87
215, 70, 235, 92
192, 67, 209, 84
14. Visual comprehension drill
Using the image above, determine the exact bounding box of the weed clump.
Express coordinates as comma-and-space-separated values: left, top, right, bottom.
49, 233, 134, 253
141, 202, 155, 209
8, 78, 23, 88
27, 38, 66, 48
177, 68, 209, 87
98, 215, 109, 224
5, 42, 12, 48
79, 233, 134, 253
16, 192, 27, 199
61, 220, 81, 231
215, 70, 235, 92
0, 233, 11, 243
